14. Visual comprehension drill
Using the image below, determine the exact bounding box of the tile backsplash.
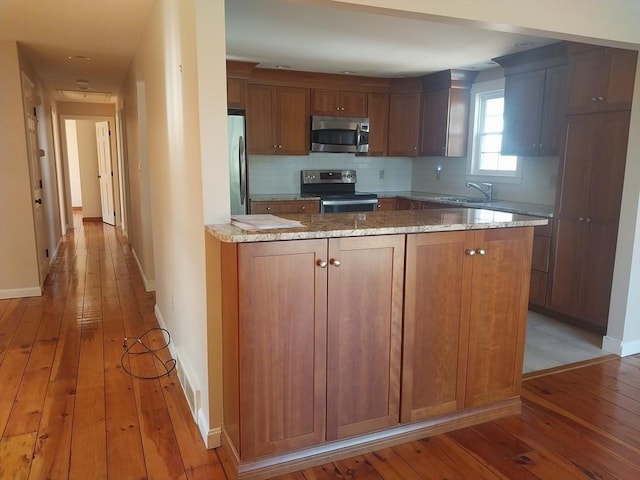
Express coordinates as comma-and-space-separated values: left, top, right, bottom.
248, 153, 558, 206
248, 153, 413, 193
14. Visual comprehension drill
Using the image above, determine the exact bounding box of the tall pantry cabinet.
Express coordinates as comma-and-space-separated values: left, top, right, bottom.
549, 45, 637, 332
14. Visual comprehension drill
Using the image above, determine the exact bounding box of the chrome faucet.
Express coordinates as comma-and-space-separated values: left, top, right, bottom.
466, 182, 493, 201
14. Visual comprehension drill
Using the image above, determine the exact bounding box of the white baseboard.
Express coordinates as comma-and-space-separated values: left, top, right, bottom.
200, 414, 221, 449
154, 304, 216, 448
0, 286, 42, 299
131, 247, 155, 292
602, 335, 640, 357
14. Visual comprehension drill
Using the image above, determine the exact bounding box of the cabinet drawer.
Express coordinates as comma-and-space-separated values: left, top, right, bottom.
250, 200, 319, 214
376, 197, 396, 211
531, 236, 551, 272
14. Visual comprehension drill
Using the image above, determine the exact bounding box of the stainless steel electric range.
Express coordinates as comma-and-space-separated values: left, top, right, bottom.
301, 169, 378, 213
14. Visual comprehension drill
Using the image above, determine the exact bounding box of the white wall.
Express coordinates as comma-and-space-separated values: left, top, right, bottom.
0, 40, 40, 297
65, 120, 83, 207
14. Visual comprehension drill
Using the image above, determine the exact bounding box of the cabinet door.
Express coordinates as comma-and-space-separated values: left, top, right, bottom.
502, 70, 546, 156
539, 65, 568, 156
311, 89, 341, 115
402, 231, 472, 422
465, 227, 532, 408
388, 93, 420, 156
568, 48, 637, 114
599, 48, 638, 112
551, 111, 630, 330
227, 78, 246, 109
246, 84, 276, 154
419, 89, 448, 156
340, 91, 368, 117
276, 86, 310, 155
326, 235, 404, 440
238, 240, 327, 458
367, 93, 389, 156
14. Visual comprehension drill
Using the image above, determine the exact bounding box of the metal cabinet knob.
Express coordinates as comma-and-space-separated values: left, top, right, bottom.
466, 249, 476, 256
584, 217, 592, 223
278, 145, 282, 149
476, 248, 486, 256
598, 96, 605, 101
266, 207, 271, 211
591, 96, 598, 102
301, 206, 306, 211
317, 260, 328, 268
330, 258, 341, 267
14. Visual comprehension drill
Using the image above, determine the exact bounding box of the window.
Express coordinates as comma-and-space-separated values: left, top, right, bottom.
467, 79, 521, 182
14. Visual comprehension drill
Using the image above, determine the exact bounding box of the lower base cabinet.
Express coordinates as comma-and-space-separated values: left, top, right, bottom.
220, 235, 405, 459
402, 228, 532, 421
215, 227, 532, 462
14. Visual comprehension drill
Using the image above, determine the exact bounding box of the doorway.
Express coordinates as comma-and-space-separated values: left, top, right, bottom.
60, 116, 120, 227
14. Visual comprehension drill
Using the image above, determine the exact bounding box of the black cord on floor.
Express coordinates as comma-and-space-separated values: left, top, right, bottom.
121, 327, 177, 380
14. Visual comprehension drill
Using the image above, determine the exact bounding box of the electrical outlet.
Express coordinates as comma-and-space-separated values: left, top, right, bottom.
379, 169, 385, 180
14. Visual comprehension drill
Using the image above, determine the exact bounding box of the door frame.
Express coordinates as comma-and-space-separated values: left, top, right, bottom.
58, 114, 121, 230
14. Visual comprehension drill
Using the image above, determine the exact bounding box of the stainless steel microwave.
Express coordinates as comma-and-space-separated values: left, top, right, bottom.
310, 116, 369, 153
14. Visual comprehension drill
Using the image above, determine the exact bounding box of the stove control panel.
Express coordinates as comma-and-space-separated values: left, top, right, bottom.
301, 169, 357, 184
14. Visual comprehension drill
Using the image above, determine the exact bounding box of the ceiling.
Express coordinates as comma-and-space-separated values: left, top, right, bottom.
0, 0, 561, 103
225, 0, 559, 77
0, 0, 153, 102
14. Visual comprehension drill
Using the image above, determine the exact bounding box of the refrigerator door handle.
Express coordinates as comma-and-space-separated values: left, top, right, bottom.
239, 136, 246, 206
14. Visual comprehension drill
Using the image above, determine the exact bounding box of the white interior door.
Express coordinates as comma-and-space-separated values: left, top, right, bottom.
22, 73, 48, 286
96, 121, 115, 225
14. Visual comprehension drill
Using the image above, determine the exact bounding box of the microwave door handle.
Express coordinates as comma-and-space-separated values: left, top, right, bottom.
355, 123, 361, 148
239, 136, 246, 206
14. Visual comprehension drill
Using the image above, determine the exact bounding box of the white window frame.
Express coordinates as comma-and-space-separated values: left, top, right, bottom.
466, 78, 522, 184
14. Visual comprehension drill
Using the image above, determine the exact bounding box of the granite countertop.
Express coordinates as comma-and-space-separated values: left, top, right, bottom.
249, 192, 554, 218
207, 208, 548, 243
380, 191, 555, 218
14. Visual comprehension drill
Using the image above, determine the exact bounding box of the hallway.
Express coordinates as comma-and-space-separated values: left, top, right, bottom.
0, 214, 224, 478
1, 214, 638, 479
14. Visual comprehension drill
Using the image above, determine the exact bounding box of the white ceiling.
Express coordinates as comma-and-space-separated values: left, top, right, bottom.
0, 0, 561, 103
225, 0, 558, 77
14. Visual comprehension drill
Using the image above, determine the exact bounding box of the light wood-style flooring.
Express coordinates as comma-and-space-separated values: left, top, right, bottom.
1, 214, 638, 479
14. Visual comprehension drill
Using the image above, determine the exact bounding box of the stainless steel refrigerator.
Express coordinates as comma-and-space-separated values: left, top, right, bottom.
228, 111, 248, 215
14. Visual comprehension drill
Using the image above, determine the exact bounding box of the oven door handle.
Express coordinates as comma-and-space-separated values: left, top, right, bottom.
321, 198, 378, 206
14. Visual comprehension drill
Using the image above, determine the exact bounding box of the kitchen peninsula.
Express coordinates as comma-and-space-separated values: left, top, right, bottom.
206, 208, 547, 479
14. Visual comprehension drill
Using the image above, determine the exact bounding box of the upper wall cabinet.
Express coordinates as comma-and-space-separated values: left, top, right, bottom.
388, 92, 421, 157
246, 84, 310, 155
567, 45, 638, 114
311, 89, 368, 117
494, 43, 568, 157
227, 78, 246, 109
366, 93, 389, 156
419, 70, 477, 157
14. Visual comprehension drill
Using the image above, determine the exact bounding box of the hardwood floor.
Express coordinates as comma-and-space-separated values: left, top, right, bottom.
1, 214, 638, 479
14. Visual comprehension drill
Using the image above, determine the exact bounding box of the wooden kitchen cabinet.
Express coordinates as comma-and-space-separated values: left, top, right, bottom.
220, 235, 404, 458
529, 223, 552, 307
501, 66, 568, 156
311, 89, 367, 117
387, 93, 421, 156
493, 43, 568, 157
548, 110, 631, 331
375, 197, 396, 211
326, 235, 404, 440
567, 46, 638, 115
419, 70, 476, 157
249, 199, 319, 214
226, 78, 246, 109
402, 227, 532, 420
366, 93, 389, 156
246, 84, 310, 154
